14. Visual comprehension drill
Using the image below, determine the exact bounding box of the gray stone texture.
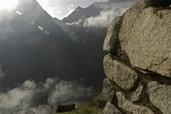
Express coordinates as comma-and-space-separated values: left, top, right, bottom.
131, 85, 143, 102
116, 92, 154, 114
147, 81, 171, 114
103, 16, 123, 53
101, 78, 115, 102
119, 6, 171, 78
103, 102, 122, 114
104, 54, 138, 90
103, 0, 171, 113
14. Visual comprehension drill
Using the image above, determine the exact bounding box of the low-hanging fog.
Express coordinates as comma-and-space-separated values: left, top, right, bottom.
0, 77, 94, 114
0, 0, 136, 113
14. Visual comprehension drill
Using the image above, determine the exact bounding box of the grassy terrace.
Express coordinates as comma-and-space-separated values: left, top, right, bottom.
53, 96, 106, 114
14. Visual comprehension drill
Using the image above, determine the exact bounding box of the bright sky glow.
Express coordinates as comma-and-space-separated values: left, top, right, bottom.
36, 0, 108, 19
0, 0, 19, 12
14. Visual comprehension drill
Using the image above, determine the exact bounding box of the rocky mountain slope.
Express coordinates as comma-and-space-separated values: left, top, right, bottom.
63, 0, 135, 24
0, 0, 107, 112
0, 0, 107, 90
0, 0, 76, 88
102, 0, 171, 113
54, 0, 137, 90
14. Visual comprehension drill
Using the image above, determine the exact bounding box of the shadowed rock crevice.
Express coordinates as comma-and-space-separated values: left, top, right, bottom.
137, 0, 171, 9
110, 93, 125, 114
103, 13, 132, 66
145, 0, 171, 8
103, 16, 123, 53
102, 0, 171, 113
135, 67, 171, 86
104, 54, 139, 90
132, 83, 162, 114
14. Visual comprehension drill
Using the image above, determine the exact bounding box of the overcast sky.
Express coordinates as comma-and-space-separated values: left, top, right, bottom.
36, 0, 108, 19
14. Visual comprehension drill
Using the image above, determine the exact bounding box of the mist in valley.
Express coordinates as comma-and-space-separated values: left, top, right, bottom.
0, 0, 136, 113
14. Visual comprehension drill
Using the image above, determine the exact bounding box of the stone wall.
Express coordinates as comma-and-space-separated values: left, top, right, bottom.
102, 0, 171, 113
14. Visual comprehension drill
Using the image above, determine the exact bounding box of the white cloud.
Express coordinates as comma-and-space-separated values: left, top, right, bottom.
30, 105, 51, 114
0, 78, 94, 114
54, 19, 79, 40
48, 80, 93, 104
63, 0, 136, 28
0, 81, 35, 114
36, 0, 108, 19
83, 1, 135, 27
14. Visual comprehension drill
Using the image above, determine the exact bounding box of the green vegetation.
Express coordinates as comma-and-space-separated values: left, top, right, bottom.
55, 96, 107, 114
56, 104, 103, 114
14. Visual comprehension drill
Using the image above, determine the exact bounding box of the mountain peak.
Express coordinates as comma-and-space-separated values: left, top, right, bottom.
62, 1, 104, 23
76, 6, 82, 10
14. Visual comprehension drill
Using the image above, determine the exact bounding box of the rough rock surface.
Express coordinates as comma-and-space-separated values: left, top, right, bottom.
147, 81, 171, 114
119, 5, 171, 78
103, 102, 122, 114
104, 54, 138, 90
116, 92, 154, 114
103, 16, 123, 53
102, 0, 171, 113
101, 78, 115, 102
131, 85, 143, 102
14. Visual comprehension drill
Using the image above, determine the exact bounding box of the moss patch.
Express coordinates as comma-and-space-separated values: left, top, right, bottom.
54, 96, 106, 114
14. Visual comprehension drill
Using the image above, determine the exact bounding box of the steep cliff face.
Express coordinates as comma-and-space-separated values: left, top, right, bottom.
0, 0, 74, 89
102, 0, 171, 113
0, 0, 105, 89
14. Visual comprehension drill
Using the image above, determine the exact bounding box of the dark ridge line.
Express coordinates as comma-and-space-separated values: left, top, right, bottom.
111, 92, 125, 114
108, 77, 162, 114
133, 83, 162, 114
134, 67, 171, 86
108, 80, 130, 114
